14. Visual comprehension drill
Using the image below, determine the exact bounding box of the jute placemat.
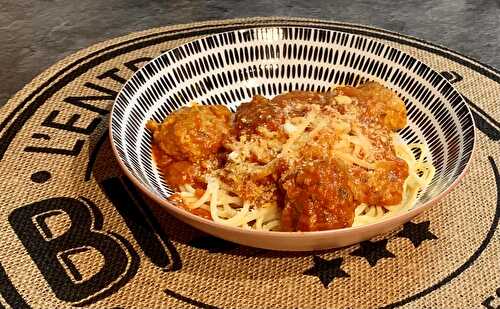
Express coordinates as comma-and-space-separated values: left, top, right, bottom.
0, 17, 498, 309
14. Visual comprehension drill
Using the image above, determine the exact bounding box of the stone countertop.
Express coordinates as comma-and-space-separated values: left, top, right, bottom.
1, 0, 499, 106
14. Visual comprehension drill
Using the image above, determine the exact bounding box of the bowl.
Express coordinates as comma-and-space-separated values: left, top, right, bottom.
109, 27, 475, 251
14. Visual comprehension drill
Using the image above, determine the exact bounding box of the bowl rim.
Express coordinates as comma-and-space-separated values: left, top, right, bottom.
108, 25, 477, 238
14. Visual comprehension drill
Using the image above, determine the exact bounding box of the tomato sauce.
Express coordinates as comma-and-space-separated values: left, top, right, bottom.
148, 82, 409, 231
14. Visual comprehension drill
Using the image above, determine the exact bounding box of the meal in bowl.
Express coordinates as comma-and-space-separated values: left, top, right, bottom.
146, 82, 435, 232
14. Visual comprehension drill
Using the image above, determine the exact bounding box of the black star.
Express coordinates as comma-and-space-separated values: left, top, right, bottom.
188, 235, 238, 253
350, 239, 396, 267
303, 256, 349, 288
397, 221, 438, 248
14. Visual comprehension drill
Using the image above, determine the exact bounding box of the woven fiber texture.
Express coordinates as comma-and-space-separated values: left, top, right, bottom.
0, 17, 498, 309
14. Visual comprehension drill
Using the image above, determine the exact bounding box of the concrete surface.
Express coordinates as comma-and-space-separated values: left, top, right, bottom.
1, 0, 499, 106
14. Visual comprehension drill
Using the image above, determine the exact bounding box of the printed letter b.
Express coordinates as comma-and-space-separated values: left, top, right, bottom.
9, 197, 138, 305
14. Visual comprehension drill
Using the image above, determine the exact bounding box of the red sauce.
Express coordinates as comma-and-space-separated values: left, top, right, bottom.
148, 82, 409, 232
336, 82, 407, 131
349, 159, 409, 206
234, 95, 285, 135
280, 160, 355, 231
148, 104, 232, 188
234, 91, 333, 136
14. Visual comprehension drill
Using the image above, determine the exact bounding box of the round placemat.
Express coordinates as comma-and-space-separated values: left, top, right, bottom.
0, 17, 498, 309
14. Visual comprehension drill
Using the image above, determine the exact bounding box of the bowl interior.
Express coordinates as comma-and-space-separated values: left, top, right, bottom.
110, 27, 475, 224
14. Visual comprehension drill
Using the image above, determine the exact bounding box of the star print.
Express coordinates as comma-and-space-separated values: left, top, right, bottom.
303, 256, 349, 288
397, 221, 437, 248
350, 239, 396, 267
188, 235, 238, 253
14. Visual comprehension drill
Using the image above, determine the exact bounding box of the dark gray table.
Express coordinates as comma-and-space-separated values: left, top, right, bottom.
1, 0, 499, 106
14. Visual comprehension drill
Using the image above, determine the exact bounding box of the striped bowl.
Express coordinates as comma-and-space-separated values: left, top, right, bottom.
110, 27, 475, 251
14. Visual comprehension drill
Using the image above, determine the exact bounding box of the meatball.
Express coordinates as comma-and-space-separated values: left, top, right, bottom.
147, 104, 231, 162
348, 158, 409, 206
234, 92, 325, 137
271, 91, 332, 107
234, 95, 285, 136
279, 160, 355, 231
147, 104, 231, 189
336, 82, 407, 131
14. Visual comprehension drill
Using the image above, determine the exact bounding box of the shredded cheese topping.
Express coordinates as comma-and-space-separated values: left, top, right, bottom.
172, 104, 435, 230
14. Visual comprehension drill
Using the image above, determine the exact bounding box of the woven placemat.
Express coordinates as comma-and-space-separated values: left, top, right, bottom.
0, 17, 499, 309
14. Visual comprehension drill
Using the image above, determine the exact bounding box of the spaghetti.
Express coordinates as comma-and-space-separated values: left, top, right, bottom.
147, 82, 435, 232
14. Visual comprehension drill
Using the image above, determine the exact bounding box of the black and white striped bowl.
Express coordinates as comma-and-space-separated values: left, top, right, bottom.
110, 27, 475, 251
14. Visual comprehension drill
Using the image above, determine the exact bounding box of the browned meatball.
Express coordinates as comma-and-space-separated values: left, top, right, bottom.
271, 90, 332, 107
279, 160, 355, 231
147, 104, 231, 163
336, 82, 407, 131
147, 104, 231, 189
348, 159, 409, 206
234, 95, 285, 136
234, 91, 331, 137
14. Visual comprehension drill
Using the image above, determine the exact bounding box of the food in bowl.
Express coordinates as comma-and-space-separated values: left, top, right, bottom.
146, 81, 435, 232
